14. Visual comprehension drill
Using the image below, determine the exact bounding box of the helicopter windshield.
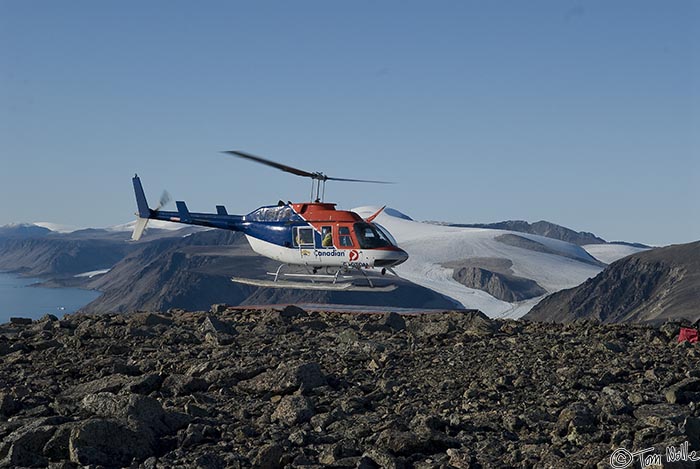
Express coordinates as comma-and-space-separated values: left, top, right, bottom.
374, 223, 398, 246
353, 222, 394, 249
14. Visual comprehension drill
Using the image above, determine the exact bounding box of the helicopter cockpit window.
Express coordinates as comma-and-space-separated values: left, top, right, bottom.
338, 226, 354, 247
294, 227, 314, 247
353, 222, 393, 249
246, 205, 297, 222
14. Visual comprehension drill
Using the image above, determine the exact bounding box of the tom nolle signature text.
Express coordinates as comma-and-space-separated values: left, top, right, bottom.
610, 441, 700, 468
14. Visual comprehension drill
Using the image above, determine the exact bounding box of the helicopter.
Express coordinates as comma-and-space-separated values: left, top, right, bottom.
130, 151, 409, 291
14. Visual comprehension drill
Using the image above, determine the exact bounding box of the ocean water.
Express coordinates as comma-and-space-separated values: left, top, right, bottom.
0, 272, 101, 324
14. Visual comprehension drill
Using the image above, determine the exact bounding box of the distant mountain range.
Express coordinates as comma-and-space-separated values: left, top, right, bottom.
435, 219, 608, 246
0, 214, 661, 318
0, 222, 459, 313
524, 240, 700, 324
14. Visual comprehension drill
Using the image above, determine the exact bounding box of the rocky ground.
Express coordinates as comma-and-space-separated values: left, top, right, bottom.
2, 307, 700, 468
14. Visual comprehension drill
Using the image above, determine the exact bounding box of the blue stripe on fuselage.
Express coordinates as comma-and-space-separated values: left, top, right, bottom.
149, 204, 317, 248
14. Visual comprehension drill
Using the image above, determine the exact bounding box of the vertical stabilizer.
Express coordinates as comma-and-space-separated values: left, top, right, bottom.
131, 217, 149, 241
132, 174, 151, 219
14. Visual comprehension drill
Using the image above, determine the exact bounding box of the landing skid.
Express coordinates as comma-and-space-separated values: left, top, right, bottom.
231, 263, 399, 292
231, 276, 397, 292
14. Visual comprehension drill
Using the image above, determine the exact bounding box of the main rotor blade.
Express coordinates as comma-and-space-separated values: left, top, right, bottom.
326, 176, 394, 184
223, 151, 316, 179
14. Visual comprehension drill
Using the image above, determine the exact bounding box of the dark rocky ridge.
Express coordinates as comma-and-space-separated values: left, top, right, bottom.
445, 220, 608, 246
0, 227, 201, 278
0, 237, 132, 278
525, 241, 700, 324
2, 307, 700, 468
495, 233, 604, 267
443, 258, 547, 302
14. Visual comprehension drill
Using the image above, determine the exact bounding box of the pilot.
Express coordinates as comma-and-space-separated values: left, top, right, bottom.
322, 228, 333, 247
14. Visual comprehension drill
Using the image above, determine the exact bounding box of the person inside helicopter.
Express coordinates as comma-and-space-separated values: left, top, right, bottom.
321, 226, 333, 247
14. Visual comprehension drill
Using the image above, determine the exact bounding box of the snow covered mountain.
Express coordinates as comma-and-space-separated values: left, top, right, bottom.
581, 243, 650, 265
354, 206, 605, 319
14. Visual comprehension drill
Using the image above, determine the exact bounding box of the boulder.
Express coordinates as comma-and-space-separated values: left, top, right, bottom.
238, 362, 326, 395
68, 418, 156, 466
0, 420, 57, 467
665, 378, 700, 404
161, 374, 209, 397
10, 317, 33, 325
80, 392, 189, 436
254, 444, 284, 469
381, 312, 406, 331
271, 395, 314, 426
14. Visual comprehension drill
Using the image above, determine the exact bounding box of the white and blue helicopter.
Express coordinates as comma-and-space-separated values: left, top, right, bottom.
131, 151, 408, 291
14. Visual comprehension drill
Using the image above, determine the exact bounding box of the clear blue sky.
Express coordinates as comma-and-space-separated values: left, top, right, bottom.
1, 1, 697, 245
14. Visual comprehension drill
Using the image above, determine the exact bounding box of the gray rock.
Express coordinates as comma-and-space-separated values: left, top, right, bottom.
271, 395, 314, 426
455, 310, 498, 336
204, 331, 235, 346
556, 403, 596, 435
407, 318, 453, 337
130, 312, 173, 327
10, 317, 33, 325
376, 429, 430, 456
59, 374, 133, 402
382, 312, 406, 331
68, 418, 156, 466
0, 392, 18, 417
362, 449, 402, 469
665, 378, 700, 404
201, 316, 237, 336
127, 373, 164, 395
43, 422, 77, 462
634, 403, 688, 428
280, 305, 307, 319
255, 443, 284, 469
195, 452, 226, 469
80, 392, 188, 436
0, 421, 56, 467
162, 373, 209, 396
238, 361, 326, 395
210, 303, 228, 314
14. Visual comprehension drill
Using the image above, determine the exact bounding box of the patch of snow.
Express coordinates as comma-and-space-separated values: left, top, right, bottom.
74, 269, 110, 278
33, 222, 81, 233
583, 244, 649, 264
353, 206, 603, 319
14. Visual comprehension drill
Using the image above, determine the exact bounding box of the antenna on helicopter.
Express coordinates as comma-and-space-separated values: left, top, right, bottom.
223, 150, 393, 202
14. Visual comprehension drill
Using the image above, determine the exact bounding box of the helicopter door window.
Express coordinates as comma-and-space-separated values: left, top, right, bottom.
321, 226, 333, 248
294, 227, 314, 247
338, 226, 354, 247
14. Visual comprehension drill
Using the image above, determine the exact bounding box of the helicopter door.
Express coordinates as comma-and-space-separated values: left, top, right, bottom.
293, 227, 316, 262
